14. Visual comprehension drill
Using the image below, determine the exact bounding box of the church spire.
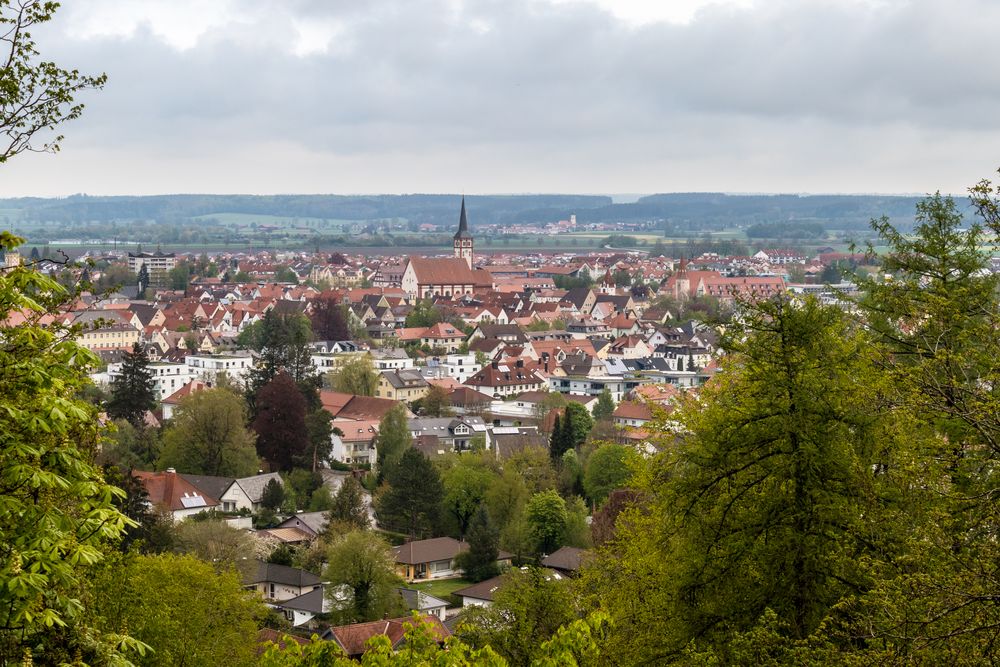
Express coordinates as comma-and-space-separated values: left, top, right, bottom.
454, 196, 474, 268
455, 196, 471, 239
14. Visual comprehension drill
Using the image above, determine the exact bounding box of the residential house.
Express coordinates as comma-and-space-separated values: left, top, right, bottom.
325, 615, 450, 660
395, 589, 449, 622
464, 361, 545, 399
377, 369, 430, 402
132, 469, 219, 521
408, 416, 490, 453
244, 561, 323, 602
392, 537, 512, 582
540, 546, 589, 576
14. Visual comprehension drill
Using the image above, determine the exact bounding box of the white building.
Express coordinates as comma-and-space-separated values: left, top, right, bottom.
106, 360, 195, 400
186, 352, 255, 384
421, 353, 481, 384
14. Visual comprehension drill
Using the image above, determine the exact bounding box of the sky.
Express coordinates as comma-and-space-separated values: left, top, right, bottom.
2, 0, 998, 197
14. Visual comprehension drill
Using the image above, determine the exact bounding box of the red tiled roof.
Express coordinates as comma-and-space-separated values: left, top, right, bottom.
329, 615, 450, 657
613, 401, 654, 421
408, 257, 480, 286
133, 470, 219, 512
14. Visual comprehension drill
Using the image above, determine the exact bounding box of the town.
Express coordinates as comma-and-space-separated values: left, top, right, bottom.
0, 196, 879, 659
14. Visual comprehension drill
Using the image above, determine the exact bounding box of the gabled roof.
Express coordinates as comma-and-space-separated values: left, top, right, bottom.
133, 470, 219, 512
245, 561, 323, 588
453, 574, 505, 602
179, 473, 235, 502
396, 588, 449, 612
540, 546, 589, 573
392, 537, 466, 565
276, 511, 331, 536
236, 472, 283, 503
274, 586, 326, 614
407, 256, 480, 286
328, 615, 450, 657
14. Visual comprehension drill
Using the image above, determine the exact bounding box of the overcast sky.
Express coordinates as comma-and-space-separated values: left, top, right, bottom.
2, 0, 998, 197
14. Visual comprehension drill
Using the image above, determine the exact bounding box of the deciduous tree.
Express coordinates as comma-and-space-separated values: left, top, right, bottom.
329, 354, 379, 396
252, 371, 308, 471
159, 387, 259, 477
375, 403, 412, 482
324, 530, 404, 624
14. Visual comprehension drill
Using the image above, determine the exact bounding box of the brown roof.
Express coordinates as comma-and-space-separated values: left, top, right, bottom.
319, 390, 353, 417
453, 574, 505, 602
338, 395, 404, 421
392, 537, 466, 565
132, 470, 219, 512
540, 546, 589, 573
612, 401, 654, 421
329, 615, 450, 657
408, 256, 480, 286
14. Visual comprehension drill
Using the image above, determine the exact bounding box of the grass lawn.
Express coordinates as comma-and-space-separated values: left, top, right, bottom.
409, 577, 474, 606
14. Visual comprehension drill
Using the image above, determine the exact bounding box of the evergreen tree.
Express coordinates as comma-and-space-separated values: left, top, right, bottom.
375, 448, 443, 539
107, 342, 156, 427
330, 475, 369, 529
245, 310, 314, 410
261, 478, 285, 511
251, 371, 309, 471
549, 413, 571, 460
592, 388, 615, 421
29, 246, 39, 261
456, 505, 501, 582
563, 402, 594, 449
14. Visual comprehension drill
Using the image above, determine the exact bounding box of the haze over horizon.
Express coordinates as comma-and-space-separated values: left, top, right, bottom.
2, 0, 998, 198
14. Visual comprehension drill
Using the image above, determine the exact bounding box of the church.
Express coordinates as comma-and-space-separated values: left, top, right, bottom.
400, 197, 493, 300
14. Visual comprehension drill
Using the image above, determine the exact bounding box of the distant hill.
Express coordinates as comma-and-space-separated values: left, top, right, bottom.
0, 192, 956, 234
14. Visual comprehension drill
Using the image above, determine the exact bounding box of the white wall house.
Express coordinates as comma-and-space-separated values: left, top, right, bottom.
106, 360, 195, 400
186, 352, 255, 384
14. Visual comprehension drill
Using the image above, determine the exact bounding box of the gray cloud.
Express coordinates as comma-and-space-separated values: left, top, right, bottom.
2, 0, 998, 196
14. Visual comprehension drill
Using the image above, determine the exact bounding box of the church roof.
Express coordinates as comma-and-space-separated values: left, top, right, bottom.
454, 196, 473, 240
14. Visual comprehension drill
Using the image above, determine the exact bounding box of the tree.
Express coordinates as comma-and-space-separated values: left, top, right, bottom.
456, 506, 501, 582
324, 530, 404, 624
310, 295, 350, 340
563, 402, 594, 447
456, 567, 575, 666
330, 475, 370, 529
245, 310, 314, 404
376, 448, 444, 539
252, 371, 309, 471
525, 489, 568, 556
107, 342, 156, 426
442, 456, 496, 537
0, 233, 134, 661
375, 403, 412, 482
583, 443, 637, 507
159, 387, 259, 477
592, 388, 615, 421
330, 354, 378, 396
89, 554, 263, 666
100, 418, 161, 469
420, 383, 453, 417
261, 478, 285, 511
173, 519, 256, 574
305, 408, 334, 471
548, 413, 570, 460
0, 0, 107, 165
168, 262, 190, 290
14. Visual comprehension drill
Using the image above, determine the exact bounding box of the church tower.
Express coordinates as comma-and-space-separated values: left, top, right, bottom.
453, 196, 474, 268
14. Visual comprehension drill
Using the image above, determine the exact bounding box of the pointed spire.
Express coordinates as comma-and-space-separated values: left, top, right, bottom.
454, 196, 473, 240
